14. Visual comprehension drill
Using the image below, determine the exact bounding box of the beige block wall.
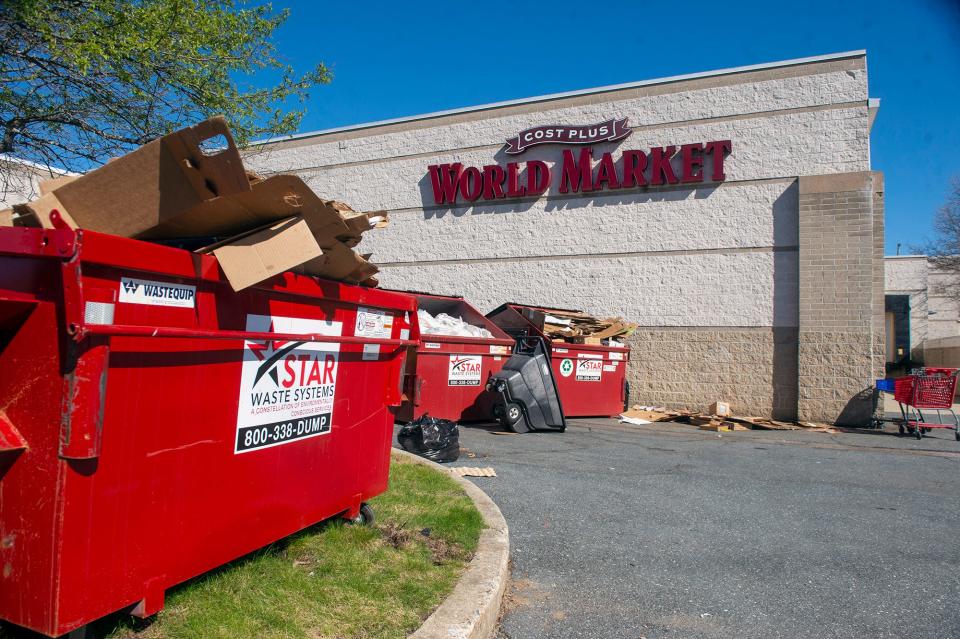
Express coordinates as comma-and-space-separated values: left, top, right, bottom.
797, 172, 884, 425
249, 53, 877, 424
873, 178, 886, 381
626, 327, 799, 419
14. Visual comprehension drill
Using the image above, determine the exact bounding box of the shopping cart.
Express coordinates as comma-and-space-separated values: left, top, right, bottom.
892, 368, 960, 441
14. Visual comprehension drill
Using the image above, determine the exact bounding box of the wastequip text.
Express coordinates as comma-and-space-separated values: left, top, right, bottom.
427, 140, 731, 205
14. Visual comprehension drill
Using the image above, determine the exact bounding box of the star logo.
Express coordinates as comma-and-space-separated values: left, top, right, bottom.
450, 356, 473, 371
247, 321, 305, 387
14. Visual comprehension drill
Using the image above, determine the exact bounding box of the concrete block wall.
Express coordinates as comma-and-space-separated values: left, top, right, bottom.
873, 179, 886, 382
627, 328, 799, 419
797, 172, 884, 424
249, 59, 869, 178
249, 52, 876, 420
256, 108, 869, 214
374, 248, 799, 328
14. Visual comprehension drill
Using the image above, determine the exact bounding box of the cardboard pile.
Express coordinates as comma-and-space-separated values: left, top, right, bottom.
1, 117, 386, 291
540, 309, 637, 345
620, 403, 839, 434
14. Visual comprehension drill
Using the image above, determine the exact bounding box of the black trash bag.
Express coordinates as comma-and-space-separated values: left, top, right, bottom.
397, 415, 460, 463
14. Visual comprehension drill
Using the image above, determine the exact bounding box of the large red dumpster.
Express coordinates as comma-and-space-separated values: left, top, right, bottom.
396, 292, 514, 422
486, 303, 630, 418
0, 220, 417, 637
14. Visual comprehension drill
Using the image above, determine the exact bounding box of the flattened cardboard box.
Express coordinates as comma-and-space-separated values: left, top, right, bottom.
38, 174, 78, 195
17, 168, 363, 248
148, 173, 361, 243
296, 241, 379, 284
43, 117, 250, 238
209, 215, 323, 292
145, 173, 317, 239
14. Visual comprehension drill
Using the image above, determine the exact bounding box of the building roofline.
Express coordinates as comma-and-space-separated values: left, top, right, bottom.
252, 50, 867, 146
0, 154, 77, 176
884, 255, 928, 259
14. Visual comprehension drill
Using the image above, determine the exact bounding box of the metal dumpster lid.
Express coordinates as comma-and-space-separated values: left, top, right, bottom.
381, 288, 465, 300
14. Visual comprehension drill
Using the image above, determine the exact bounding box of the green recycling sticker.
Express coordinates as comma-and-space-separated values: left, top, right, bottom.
559, 358, 574, 377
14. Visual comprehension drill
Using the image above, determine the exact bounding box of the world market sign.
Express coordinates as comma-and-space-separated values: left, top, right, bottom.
426, 117, 731, 206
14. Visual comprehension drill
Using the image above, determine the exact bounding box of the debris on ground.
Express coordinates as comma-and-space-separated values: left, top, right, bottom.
622, 406, 678, 422
625, 404, 840, 434
797, 421, 840, 434
709, 401, 731, 417
697, 420, 750, 432
2, 117, 387, 292
448, 466, 497, 478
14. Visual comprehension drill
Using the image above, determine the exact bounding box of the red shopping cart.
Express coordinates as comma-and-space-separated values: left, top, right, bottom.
893, 368, 960, 441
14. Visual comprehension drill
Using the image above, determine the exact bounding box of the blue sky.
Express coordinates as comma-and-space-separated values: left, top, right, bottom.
272, 0, 960, 255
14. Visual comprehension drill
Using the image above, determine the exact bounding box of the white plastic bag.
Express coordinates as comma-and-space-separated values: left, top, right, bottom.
418, 309, 493, 338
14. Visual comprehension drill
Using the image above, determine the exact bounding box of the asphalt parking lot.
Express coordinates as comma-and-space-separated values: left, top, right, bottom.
402, 419, 960, 639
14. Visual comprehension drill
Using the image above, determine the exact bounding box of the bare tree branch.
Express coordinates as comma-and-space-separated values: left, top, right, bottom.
920, 177, 960, 302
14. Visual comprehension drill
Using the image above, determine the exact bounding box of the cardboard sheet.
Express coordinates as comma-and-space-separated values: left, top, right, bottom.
47, 117, 249, 238
211, 216, 323, 291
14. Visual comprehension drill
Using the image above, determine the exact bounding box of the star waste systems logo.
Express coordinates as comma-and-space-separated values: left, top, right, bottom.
234, 314, 342, 454
448, 354, 482, 386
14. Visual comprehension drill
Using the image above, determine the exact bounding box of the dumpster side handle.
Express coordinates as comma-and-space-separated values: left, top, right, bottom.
59, 339, 109, 460
414, 376, 425, 406
78, 323, 417, 347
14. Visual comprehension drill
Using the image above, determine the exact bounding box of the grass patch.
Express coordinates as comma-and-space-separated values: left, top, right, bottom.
2, 457, 484, 639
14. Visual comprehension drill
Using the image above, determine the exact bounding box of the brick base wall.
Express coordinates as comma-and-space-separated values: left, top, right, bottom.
626, 327, 798, 420
797, 172, 884, 425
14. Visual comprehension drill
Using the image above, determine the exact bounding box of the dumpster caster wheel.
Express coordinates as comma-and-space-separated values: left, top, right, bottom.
503, 403, 529, 434
898, 424, 904, 436
348, 503, 375, 526
955, 431, 959, 441
915, 428, 923, 440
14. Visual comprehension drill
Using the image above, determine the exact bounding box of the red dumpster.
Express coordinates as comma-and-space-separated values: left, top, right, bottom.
0, 221, 417, 637
486, 303, 630, 418
395, 292, 515, 422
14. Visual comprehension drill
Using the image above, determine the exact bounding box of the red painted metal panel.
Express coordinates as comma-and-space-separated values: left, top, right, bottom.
0, 226, 417, 637
0, 413, 26, 452
486, 303, 631, 418
548, 343, 629, 418
393, 292, 514, 423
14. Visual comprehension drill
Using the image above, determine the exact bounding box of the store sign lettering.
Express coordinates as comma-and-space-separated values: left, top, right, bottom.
427, 138, 732, 206
504, 118, 631, 154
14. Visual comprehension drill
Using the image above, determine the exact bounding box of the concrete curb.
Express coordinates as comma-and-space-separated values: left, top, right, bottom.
391, 448, 509, 639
